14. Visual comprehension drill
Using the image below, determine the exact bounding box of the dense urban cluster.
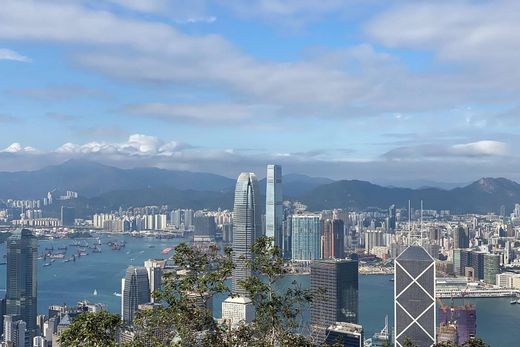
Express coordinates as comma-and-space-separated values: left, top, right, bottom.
1, 164, 517, 346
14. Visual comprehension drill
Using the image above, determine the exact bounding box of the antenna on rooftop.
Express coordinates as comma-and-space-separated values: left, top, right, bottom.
408, 200, 411, 245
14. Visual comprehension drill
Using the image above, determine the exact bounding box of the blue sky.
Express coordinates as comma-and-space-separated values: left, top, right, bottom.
1, 0, 520, 185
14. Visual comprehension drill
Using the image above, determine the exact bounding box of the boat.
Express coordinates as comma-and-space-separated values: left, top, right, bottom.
113, 292, 122, 297
510, 299, 517, 304
57, 246, 68, 251
93, 289, 98, 296
43, 262, 52, 267
162, 247, 173, 254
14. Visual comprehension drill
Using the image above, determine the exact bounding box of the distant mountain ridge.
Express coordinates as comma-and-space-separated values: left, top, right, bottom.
0, 160, 518, 214
300, 177, 520, 214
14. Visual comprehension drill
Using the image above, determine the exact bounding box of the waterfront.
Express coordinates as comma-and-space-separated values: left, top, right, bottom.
0, 234, 518, 346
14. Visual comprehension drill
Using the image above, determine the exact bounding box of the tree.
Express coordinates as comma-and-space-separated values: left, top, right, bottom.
130, 242, 234, 346
59, 311, 121, 347
235, 236, 318, 346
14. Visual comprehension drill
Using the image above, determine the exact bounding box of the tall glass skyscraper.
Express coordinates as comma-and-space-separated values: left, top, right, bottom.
266, 164, 283, 250
232, 172, 261, 297
5, 228, 37, 344
122, 266, 150, 325
394, 245, 436, 347
310, 259, 358, 342
290, 214, 321, 261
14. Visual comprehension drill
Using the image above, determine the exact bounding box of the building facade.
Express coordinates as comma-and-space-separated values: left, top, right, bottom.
394, 246, 436, 347
322, 219, 345, 259
232, 172, 262, 297
291, 214, 321, 261
311, 259, 358, 342
122, 266, 150, 325
6, 228, 37, 344
265, 164, 283, 251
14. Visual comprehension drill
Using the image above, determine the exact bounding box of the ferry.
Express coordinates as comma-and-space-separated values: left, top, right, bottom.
162, 247, 173, 254
43, 262, 52, 267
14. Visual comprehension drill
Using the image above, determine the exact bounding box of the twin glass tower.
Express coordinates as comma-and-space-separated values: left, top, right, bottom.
232, 164, 283, 297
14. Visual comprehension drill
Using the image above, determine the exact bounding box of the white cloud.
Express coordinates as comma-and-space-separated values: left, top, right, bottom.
451, 140, 509, 157
0, 48, 30, 62
383, 140, 510, 160
1, 143, 36, 153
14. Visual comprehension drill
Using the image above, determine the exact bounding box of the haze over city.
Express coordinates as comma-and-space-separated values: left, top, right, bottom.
1, 1, 520, 184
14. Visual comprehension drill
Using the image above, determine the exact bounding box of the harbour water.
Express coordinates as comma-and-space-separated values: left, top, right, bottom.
0, 234, 517, 346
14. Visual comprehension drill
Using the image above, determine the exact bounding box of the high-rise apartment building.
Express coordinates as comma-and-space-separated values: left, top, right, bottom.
232, 172, 261, 297
6, 228, 37, 344
310, 259, 358, 341
388, 204, 396, 232
394, 246, 436, 347
3, 315, 26, 347
266, 164, 283, 250
122, 266, 150, 325
290, 214, 321, 261
321, 219, 345, 259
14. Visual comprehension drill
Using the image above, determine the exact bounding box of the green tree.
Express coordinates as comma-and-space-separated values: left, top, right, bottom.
130, 242, 234, 346
59, 311, 121, 347
236, 236, 318, 346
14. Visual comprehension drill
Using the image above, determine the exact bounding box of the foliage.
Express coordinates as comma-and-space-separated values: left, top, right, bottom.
59, 311, 121, 347
130, 242, 234, 346
235, 236, 318, 346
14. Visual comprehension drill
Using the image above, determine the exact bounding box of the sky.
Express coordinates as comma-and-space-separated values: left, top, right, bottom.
0, 0, 519, 185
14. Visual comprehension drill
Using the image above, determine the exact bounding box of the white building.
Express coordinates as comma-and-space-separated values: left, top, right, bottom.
32, 336, 46, 347
221, 296, 255, 328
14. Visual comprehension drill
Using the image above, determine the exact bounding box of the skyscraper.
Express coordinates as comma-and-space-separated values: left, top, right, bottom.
193, 213, 217, 241
266, 164, 283, 250
290, 214, 321, 261
232, 172, 261, 297
122, 266, 150, 325
6, 228, 37, 344
322, 219, 345, 259
388, 204, 396, 232
144, 259, 165, 303
60, 206, 75, 227
3, 315, 26, 347
311, 259, 358, 341
394, 245, 436, 347
483, 253, 500, 285
453, 225, 469, 249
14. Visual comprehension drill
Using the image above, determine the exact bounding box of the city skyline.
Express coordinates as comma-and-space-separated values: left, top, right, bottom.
1, 1, 520, 183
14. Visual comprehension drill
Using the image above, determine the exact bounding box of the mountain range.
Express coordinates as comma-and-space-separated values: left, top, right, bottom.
0, 160, 519, 214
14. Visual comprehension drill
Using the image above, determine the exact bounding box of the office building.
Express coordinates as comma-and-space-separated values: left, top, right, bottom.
232, 172, 261, 297
60, 206, 75, 227
122, 266, 150, 325
3, 315, 26, 347
322, 219, 345, 259
221, 296, 255, 328
291, 214, 321, 261
265, 164, 283, 250
311, 259, 358, 340
6, 229, 37, 344
325, 322, 364, 347
394, 246, 436, 347
193, 214, 217, 241
453, 226, 469, 249
483, 253, 500, 285
438, 303, 476, 345
388, 204, 396, 232
144, 259, 164, 303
